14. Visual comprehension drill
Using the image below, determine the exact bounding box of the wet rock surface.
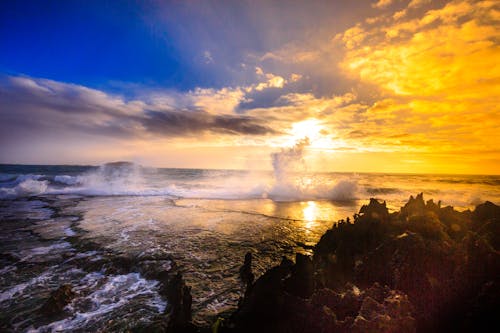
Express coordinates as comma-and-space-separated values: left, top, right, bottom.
215, 194, 500, 333
39, 284, 75, 317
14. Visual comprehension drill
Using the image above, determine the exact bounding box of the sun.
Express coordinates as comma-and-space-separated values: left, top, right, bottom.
286, 119, 336, 149
290, 119, 323, 142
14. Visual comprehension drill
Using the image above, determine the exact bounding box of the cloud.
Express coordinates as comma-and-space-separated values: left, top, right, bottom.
1, 0, 498, 173
372, 0, 395, 9
237, 0, 499, 166
340, 1, 498, 97
408, 0, 431, 9
143, 110, 276, 136
0, 75, 277, 145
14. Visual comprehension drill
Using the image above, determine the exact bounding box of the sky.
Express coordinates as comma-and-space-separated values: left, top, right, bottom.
0, 0, 499, 174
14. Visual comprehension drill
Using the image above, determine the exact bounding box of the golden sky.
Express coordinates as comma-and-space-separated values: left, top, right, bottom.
1, 0, 499, 174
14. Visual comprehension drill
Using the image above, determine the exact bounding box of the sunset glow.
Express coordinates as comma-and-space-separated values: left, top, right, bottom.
1, 0, 498, 174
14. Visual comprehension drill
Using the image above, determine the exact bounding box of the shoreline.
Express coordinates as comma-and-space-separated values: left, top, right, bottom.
0, 193, 498, 332
171, 193, 499, 332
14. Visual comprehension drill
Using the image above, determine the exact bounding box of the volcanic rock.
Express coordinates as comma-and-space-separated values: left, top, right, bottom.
39, 284, 75, 317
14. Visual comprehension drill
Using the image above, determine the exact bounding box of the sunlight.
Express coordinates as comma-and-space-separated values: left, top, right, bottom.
302, 201, 318, 231
290, 119, 323, 143
286, 119, 340, 151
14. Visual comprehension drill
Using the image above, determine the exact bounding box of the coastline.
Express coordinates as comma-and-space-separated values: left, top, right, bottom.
0, 193, 498, 332
163, 194, 499, 333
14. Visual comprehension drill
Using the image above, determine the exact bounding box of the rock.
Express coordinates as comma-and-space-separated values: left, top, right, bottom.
400, 193, 426, 219
311, 286, 361, 321
472, 201, 500, 224
350, 286, 415, 333
161, 273, 193, 332
228, 259, 292, 330
39, 284, 75, 317
406, 212, 449, 241
359, 198, 389, 222
284, 253, 314, 298
472, 201, 500, 250
239, 252, 254, 287
217, 196, 499, 332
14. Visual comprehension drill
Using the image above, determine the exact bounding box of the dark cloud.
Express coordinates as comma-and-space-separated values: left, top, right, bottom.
142, 110, 276, 136
0, 75, 276, 145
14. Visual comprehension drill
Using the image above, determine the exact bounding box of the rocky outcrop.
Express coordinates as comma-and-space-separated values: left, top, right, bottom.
219, 195, 499, 333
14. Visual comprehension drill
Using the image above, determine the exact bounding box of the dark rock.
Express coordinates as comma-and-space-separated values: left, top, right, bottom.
162, 273, 193, 332
215, 195, 499, 332
472, 201, 500, 225
400, 193, 426, 219
351, 288, 415, 333
229, 261, 292, 330
104, 255, 135, 275
462, 280, 500, 332
39, 284, 75, 317
359, 198, 389, 222
406, 212, 449, 241
311, 286, 361, 321
239, 252, 254, 287
472, 201, 500, 250
284, 253, 314, 298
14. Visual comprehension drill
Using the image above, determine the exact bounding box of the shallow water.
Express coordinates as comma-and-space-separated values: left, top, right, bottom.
1, 164, 499, 330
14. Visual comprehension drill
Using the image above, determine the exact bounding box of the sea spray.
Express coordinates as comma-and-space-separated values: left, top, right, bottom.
0, 162, 153, 198
268, 138, 358, 201
77, 161, 147, 195
271, 138, 310, 184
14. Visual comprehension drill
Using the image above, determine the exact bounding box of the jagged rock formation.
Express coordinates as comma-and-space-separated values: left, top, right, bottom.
219, 194, 499, 333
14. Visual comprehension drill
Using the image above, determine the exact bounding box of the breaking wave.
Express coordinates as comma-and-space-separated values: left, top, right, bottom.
1, 153, 498, 207
0, 143, 359, 202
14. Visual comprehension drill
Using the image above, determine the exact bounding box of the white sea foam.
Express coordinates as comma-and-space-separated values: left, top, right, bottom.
0, 176, 49, 199
54, 175, 81, 186
28, 273, 166, 332
0, 159, 357, 201
18, 242, 73, 262
0, 269, 54, 303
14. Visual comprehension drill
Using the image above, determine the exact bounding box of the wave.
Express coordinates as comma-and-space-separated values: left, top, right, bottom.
0, 162, 359, 201
0, 175, 49, 198
1, 158, 498, 206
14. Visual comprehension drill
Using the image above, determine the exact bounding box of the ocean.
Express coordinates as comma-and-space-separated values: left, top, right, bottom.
1, 162, 499, 331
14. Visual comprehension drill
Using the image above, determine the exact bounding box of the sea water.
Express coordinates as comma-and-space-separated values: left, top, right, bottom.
1, 162, 499, 330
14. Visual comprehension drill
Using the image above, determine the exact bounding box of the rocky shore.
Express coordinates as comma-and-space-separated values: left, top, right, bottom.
131, 193, 498, 333
28, 194, 499, 332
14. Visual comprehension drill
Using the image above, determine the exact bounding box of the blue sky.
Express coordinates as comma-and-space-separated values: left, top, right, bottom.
1, 0, 367, 93
1, 1, 195, 90
0, 0, 498, 174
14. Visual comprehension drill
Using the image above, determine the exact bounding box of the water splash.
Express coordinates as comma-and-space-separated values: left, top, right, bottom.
268, 138, 358, 201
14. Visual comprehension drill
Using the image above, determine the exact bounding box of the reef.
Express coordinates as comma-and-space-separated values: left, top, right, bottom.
213, 194, 499, 333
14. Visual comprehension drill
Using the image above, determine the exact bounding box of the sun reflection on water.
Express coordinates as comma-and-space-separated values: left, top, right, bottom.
302, 201, 318, 232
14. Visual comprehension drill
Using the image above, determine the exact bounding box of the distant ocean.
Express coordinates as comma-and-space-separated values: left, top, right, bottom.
1, 162, 499, 208
1, 162, 499, 330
